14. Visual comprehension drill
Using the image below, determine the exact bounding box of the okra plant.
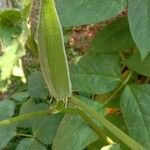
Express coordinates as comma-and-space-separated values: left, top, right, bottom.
0, 0, 150, 150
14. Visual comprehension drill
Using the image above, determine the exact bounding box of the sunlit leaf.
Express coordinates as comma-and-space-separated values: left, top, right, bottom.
0, 9, 28, 91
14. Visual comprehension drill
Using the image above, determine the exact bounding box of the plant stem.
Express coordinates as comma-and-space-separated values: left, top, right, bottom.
16, 133, 34, 138
17, 133, 47, 146
60, 108, 114, 144
0, 105, 113, 144
104, 70, 132, 105
69, 96, 146, 150
0, 109, 55, 127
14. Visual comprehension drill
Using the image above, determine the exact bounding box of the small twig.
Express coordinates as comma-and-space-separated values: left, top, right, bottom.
16, 133, 34, 138
120, 51, 126, 61
104, 70, 132, 105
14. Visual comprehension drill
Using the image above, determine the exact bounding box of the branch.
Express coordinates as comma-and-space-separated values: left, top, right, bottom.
104, 70, 132, 105
0, 109, 55, 127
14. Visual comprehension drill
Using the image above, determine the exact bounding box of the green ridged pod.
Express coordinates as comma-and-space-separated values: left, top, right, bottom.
31, 0, 72, 100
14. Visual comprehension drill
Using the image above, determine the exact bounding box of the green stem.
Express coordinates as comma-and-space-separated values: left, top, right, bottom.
0, 109, 55, 127
104, 70, 132, 105
61, 108, 114, 144
16, 133, 34, 138
17, 133, 47, 147
0, 105, 113, 144
69, 96, 146, 150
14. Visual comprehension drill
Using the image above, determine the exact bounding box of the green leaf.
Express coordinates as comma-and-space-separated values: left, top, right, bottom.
123, 52, 150, 77
32, 106, 63, 145
101, 144, 121, 150
56, 0, 127, 27
12, 91, 29, 102
28, 70, 49, 99
19, 100, 63, 145
120, 84, 150, 149
16, 138, 47, 150
0, 100, 16, 149
53, 114, 98, 150
128, 0, 150, 58
0, 9, 27, 92
0, 126, 16, 149
53, 96, 104, 150
0, 42, 19, 81
19, 99, 36, 115
0, 9, 22, 46
88, 17, 135, 55
0, 100, 15, 120
106, 114, 127, 133
76, 95, 104, 115
18, 99, 37, 128
70, 54, 121, 94
19, 100, 49, 128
